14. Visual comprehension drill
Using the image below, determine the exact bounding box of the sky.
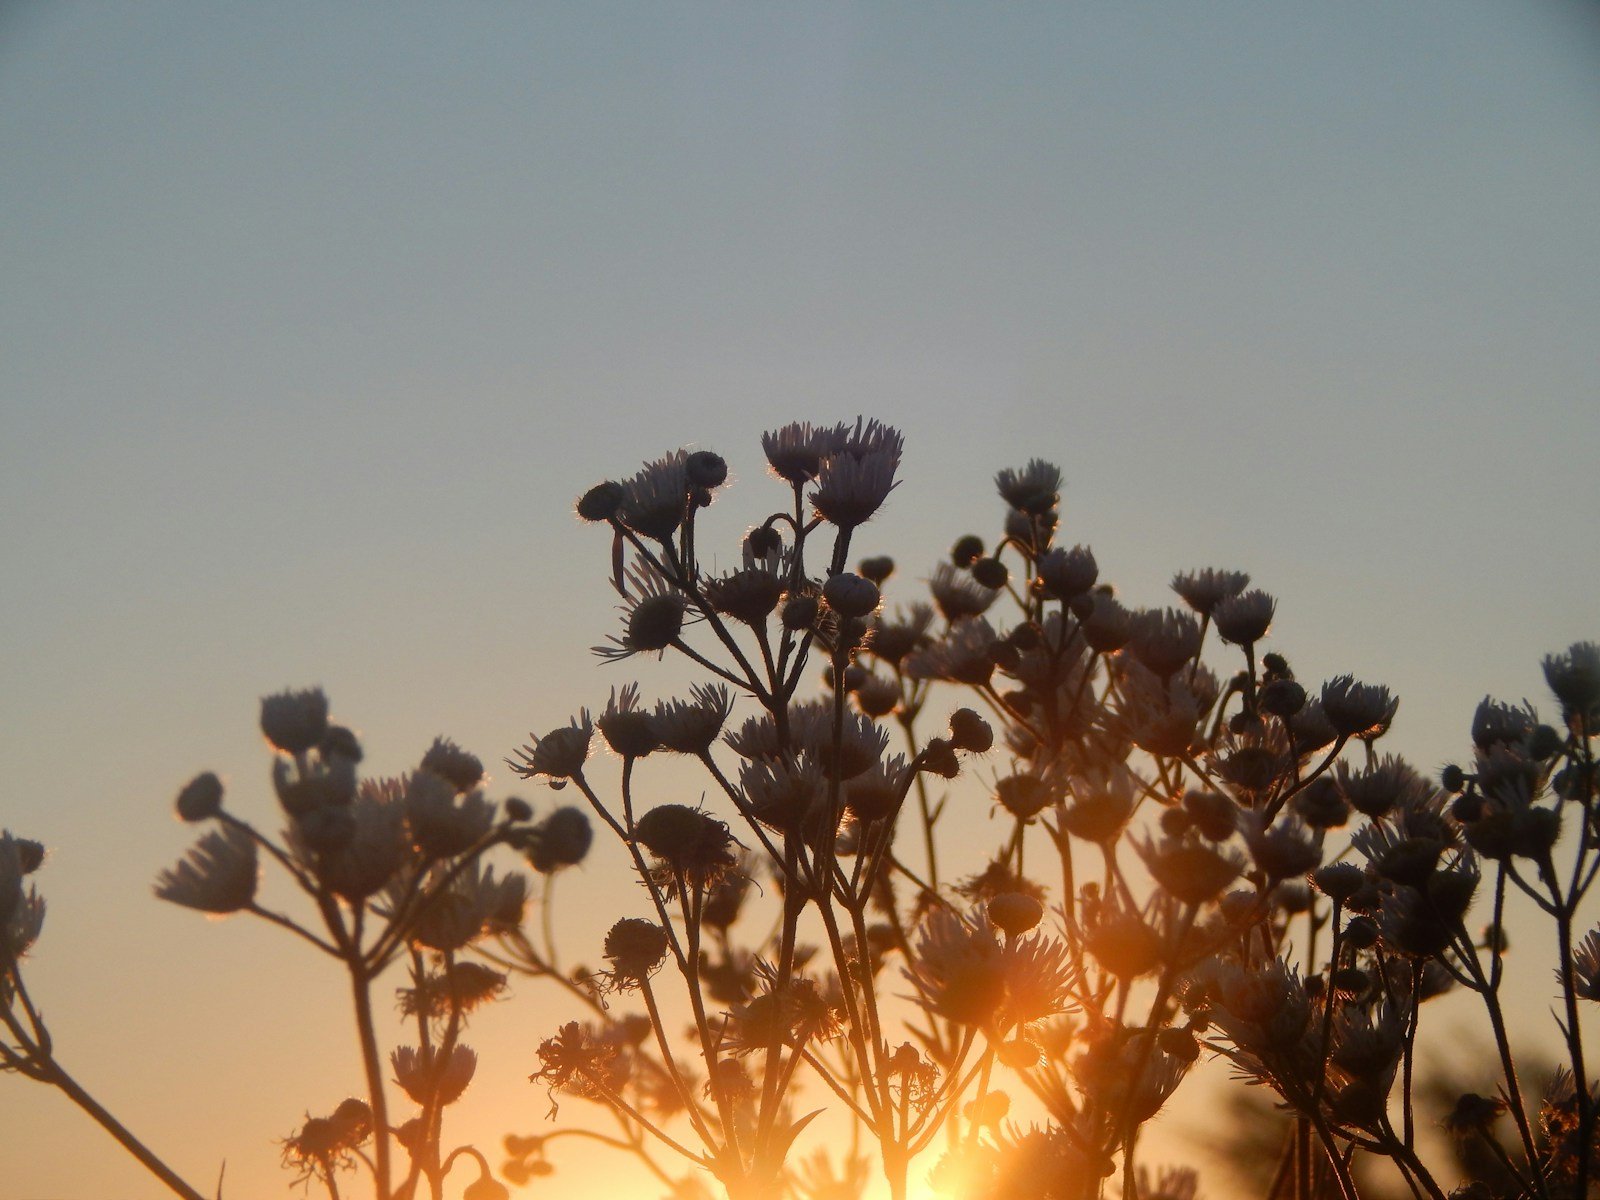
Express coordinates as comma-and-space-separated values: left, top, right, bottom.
2, 2, 1599, 1198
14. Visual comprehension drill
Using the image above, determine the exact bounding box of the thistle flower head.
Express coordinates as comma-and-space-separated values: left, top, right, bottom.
927, 563, 999, 622
509, 711, 594, 781
155, 823, 258, 914
600, 917, 671, 990
1213, 589, 1276, 647
617, 450, 692, 540
812, 450, 899, 529
260, 687, 330, 755
995, 459, 1062, 514
1320, 675, 1398, 741
597, 684, 659, 758
632, 804, 739, 886
1170, 568, 1250, 617
391, 1043, 478, 1107
651, 684, 735, 755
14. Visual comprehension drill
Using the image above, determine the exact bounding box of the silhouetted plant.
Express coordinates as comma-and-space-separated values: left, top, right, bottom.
3, 418, 1597, 1200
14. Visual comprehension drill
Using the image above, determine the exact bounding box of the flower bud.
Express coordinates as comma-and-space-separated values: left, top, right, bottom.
919, 738, 960, 779
970, 558, 1008, 590
504, 797, 533, 823
988, 891, 1044, 936
176, 772, 225, 822
1258, 678, 1307, 719
822, 572, 880, 619
782, 593, 818, 631
747, 525, 782, 557
857, 555, 894, 584
575, 481, 624, 521
948, 708, 993, 752
950, 535, 984, 567
684, 450, 728, 489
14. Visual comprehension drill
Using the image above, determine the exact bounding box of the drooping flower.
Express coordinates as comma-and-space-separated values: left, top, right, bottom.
155, 823, 258, 914
508, 711, 594, 781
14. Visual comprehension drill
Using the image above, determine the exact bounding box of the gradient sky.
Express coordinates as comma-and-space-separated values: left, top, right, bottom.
3, 3, 1599, 1198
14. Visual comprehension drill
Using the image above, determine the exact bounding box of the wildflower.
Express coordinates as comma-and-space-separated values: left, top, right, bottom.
1036, 545, 1097, 599
599, 918, 670, 990
1543, 641, 1600, 720
1237, 811, 1321, 882
1083, 904, 1162, 979
851, 672, 902, 718
1170, 568, 1250, 617
525, 806, 593, 872
0, 834, 46, 958
1320, 675, 1398, 740
995, 459, 1062, 514
1129, 609, 1202, 678
1471, 697, 1538, 751
175, 772, 225, 823
704, 564, 783, 626
1293, 777, 1350, 828
1289, 700, 1340, 755
595, 684, 658, 760
866, 602, 934, 665
684, 449, 727, 489
763, 421, 844, 484
155, 823, 258, 914
1079, 591, 1133, 653
399, 960, 508, 1019
927, 562, 999, 621
409, 862, 528, 951
632, 805, 739, 886
1181, 789, 1238, 841
812, 450, 899, 528
1258, 676, 1307, 718
302, 782, 409, 903
419, 737, 484, 793
995, 771, 1056, 820
391, 1043, 478, 1106
1568, 926, 1600, 1000
405, 769, 494, 859
741, 757, 827, 835
531, 1021, 628, 1109
723, 711, 782, 761
1312, 863, 1366, 903
1058, 767, 1138, 844
843, 755, 908, 825
281, 1103, 369, 1184
617, 450, 691, 540
1213, 589, 1275, 647
905, 616, 1000, 687
508, 711, 593, 781
1136, 835, 1244, 906
260, 687, 330, 755
651, 684, 735, 755
791, 700, 890, 778
725, 971, 843, 1055
594, 566, 689, 660
905, 907, 1008, 1026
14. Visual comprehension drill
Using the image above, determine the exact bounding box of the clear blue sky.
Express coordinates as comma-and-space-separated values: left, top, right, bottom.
2, 3, 1598, 1197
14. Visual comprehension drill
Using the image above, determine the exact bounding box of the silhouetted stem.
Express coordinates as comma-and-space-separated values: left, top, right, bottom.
44, 1059, 207, 1200
349, 963, 392, 1200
